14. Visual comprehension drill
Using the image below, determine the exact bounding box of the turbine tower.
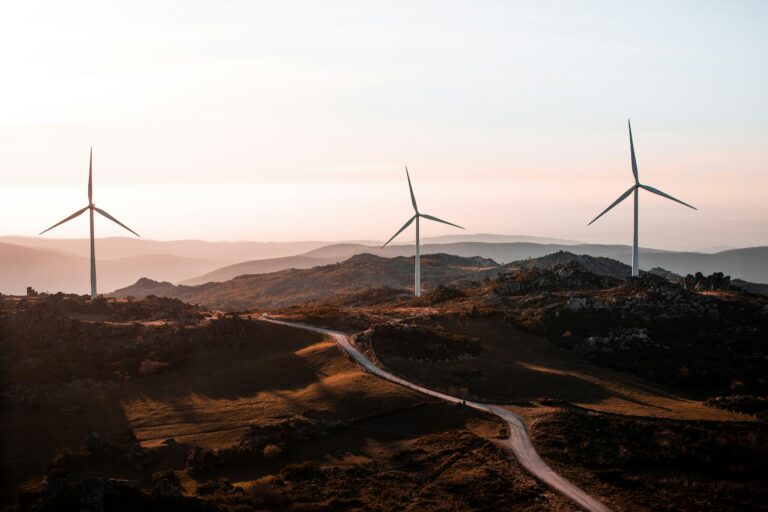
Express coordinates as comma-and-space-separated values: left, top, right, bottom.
382, 166, 463, 296
40, 148, 140, 300
588, 120, 696, 276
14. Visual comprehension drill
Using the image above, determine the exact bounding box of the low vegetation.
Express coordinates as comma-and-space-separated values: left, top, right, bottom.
4, 251, 767, 510
532, 406, 768, 511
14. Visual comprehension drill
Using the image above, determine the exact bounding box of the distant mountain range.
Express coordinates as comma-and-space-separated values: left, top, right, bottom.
411, 233, 580, 245
184, 242, 767, 285
0, 236, 337, 261
0, 235, 765, 295
0, 242, 219, 295
112, 253, 500, 310
0, 236, 356, 295
111, 250, 767, 311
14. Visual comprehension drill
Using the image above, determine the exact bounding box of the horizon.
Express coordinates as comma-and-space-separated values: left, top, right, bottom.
1, 232, 760, 254
1, 1, 766, 250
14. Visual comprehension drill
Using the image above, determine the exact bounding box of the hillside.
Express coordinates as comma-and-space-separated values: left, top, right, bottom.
180, 255, 337, 285
7, 257, 767, 510
2, 295, 563, 510
112, 253, 499, 310
185, 241, 760, 284
502, 251, 637, 279
4, 236, 765, 295
300, 242, 767, 283
270, 261, 768, 510
114, 250, 768, 311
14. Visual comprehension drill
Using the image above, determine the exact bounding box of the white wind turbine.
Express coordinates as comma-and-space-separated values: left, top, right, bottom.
382, 166, 464, 296
588, 120, 696, 276
39, 148, 140, 299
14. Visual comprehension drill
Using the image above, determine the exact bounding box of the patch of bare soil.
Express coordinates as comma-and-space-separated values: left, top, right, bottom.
530, 407, 768, 512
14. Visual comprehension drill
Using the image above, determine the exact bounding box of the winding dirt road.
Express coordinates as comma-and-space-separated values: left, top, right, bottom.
263, 316, 611, 512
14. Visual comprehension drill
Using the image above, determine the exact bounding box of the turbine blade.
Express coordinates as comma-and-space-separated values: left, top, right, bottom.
94, 207, 140, 237
420, 213, 464, 230
639, 184, 697, 210
628, 119, 638, 183
588, 186, 636, 225
405, 166, 418, 213
88, 147, 93, 203
39, 206, 89, 235
381, 215, 416, 248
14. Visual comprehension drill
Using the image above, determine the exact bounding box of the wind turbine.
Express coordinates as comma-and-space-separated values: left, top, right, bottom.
588, 120, 696, 276
382, 166, 464, 296
39, 148, 140, 300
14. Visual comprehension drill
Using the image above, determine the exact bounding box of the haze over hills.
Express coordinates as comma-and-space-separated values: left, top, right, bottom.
111, 250, 768, 311
0, 236, 371, 294
410, 233, 580, 245
1, 235, 766, 295
181, 255, 339, 286
0, 236, 345, 262
0, 241, 220, 295
113, 253, 500, 310
183, 242, 768, 285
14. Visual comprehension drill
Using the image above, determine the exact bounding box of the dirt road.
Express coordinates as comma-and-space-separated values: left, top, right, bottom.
263, 316, 611, 512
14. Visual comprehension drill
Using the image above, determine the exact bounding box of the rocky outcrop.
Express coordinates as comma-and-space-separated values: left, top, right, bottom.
681, 272, 731, 291
531, 274, 768, 393
490, 261, 622, 296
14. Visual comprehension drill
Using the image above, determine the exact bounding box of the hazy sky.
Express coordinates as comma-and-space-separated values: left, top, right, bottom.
1, 1, 766, 250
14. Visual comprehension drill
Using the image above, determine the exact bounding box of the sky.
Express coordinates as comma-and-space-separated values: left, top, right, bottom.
0, 1, 766, 250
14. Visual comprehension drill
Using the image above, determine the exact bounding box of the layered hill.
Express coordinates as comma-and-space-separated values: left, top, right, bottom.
301, 243, 767, 283
112, 250, 768, 310
112, 253, 500, 310
0, 242, 218, 295
0, 236, 337, 262
3, 236, 765, 295
184, 242, 767, 285
180, 255, 337, 286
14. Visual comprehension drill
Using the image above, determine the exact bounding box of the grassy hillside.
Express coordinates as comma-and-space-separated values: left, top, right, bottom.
1, 295, 572, 510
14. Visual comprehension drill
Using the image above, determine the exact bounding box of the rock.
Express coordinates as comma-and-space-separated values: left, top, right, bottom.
681, 272, 731, 292
491, 261, 622, 297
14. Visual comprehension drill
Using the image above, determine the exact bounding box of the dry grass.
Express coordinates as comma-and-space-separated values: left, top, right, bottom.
350, 315, 752, 421
2, 304, 574, 510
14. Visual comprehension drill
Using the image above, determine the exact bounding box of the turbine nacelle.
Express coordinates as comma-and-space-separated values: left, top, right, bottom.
381, 166, 464, 249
